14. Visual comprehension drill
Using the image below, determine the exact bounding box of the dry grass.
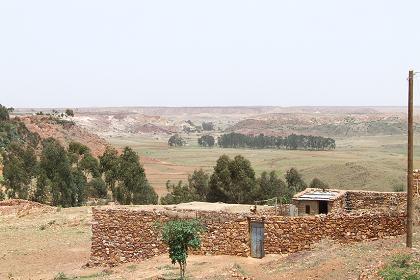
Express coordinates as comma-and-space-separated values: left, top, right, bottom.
108, 134, 420, 196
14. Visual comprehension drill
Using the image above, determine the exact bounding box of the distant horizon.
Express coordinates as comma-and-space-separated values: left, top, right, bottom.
10, 105, 413, 108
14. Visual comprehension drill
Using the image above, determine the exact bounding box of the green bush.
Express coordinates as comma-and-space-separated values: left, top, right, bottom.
159, 219, 205, 279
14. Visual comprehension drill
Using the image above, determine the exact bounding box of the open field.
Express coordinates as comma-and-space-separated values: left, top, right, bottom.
1, 202, 419, 280
107, 133, 420, 196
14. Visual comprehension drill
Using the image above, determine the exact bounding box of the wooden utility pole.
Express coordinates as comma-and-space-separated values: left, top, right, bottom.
407, 70, 414, 248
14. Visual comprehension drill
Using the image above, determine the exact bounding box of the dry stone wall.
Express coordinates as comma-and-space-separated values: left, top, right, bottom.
345, 191, 406, 211
264, 212, 405, 254
90, 206, 406, 266
90, 208, 250, 266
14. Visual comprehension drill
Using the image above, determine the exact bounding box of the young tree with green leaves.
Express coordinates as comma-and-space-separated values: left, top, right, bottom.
160, 219, 205, 279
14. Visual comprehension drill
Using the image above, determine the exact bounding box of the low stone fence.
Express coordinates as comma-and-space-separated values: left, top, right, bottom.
90, 207, 406, 266
346, 191, 406, 211
264, 211, 405, 254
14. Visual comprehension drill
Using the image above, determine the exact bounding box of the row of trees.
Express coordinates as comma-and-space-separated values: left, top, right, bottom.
218, 132, 336, 150
1, 104, 158, 206
2, 137, 158, 206
172, 133, 335, 150
161, 154, 328, 205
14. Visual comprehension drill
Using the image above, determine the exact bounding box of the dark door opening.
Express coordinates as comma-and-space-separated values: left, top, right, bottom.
318, 201, 328, 214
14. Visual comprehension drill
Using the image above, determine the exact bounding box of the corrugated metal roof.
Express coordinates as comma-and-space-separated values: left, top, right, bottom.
295, 191, 340, 201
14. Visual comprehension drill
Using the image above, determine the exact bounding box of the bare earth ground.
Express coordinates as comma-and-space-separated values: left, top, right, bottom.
1, 202, 419, 280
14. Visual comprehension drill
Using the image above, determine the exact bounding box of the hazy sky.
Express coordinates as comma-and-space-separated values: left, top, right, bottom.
1, 0, 419, 108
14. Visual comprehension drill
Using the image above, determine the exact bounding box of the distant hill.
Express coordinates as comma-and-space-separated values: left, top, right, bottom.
12, 106, 420, 138
226, 112, 418, 137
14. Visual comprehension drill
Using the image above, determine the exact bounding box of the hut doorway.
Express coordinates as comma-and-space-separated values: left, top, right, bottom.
319, 201, 328, 214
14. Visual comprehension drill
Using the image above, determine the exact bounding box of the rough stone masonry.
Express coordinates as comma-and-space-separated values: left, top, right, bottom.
89, 191, 406, 266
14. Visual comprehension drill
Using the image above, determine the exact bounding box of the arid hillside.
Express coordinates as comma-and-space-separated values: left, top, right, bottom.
15, 106, 420, 138
226, 112, 415, 137
18, 115, 109, 157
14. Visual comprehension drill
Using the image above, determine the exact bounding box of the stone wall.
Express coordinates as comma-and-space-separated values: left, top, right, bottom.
90, 208, 250, 266
90, 207, 406, 266
264, 212, 405, 254
346, 191, 406, 211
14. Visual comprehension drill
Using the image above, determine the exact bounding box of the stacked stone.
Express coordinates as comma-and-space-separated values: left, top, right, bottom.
264, 212, 405, 254
90, 208, 170, 266
345, 191, 406, 211
89, 204, 406, 266
90, 208, 250, 266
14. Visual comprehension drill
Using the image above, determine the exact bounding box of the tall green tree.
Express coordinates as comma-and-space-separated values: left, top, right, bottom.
100, 147, 158, 205
207, 155, 232, 202
256, 171, 287, 201
89, 177, 108, 198
0, 104, 12, 121
3, 142, 38, 199
208, 155, 256, 204
188, 169, 209, 201
40, 138, 84, 207
99, 146, 120, 195
285, 168, 307, 194
33, 171, 50, 203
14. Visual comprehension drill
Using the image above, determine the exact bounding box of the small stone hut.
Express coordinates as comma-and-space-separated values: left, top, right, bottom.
293, 188, 346, 215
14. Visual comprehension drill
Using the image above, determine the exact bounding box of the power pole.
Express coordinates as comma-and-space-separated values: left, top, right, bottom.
407, 70, 414, 248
